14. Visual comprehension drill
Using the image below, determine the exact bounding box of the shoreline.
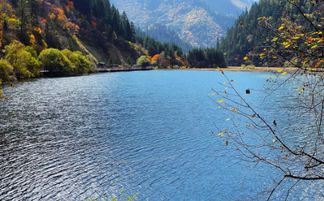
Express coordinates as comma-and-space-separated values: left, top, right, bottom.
95, 67, 155, 73
176, 66, 298, 73
0, 66, 298, 98
1, 66, 296, 85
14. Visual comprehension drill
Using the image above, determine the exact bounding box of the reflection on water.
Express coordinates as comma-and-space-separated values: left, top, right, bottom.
0, 71, 322, 200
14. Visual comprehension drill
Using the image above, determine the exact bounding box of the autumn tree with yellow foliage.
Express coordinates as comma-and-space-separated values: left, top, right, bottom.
256, 0, 323, 72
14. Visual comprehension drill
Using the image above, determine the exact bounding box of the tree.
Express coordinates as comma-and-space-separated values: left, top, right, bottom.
0, 59, 15, 82
16, 0, 32, 43
4, 40, 40, 78
136, 55, 150, 67
39, 48, 73, 75
150, 54, 160, 65
121, 12, 133, 41
61, 49, 95, 74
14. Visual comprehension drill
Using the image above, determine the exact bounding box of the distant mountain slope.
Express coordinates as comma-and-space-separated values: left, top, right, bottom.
144, 24, 192, 52
202, 0, 256, 16
111, 0, 256, 48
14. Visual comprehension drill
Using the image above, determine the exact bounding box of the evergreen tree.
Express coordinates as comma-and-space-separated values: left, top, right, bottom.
187, 48, 226, 68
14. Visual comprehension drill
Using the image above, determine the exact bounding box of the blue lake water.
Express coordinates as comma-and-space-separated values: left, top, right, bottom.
0, 70, 322, 200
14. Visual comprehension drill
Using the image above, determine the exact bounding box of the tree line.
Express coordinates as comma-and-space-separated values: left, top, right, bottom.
187, 48, 226, 68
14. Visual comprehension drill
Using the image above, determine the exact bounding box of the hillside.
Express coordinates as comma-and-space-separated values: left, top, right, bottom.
218, 0, 323, 66
0, 0, 142, 65
111, 0, 256, 49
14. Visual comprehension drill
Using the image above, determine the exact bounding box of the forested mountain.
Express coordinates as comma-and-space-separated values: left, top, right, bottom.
110, 0, 256, 49
0, 0, 142, 65
0, 0, 186, 71
218, 0, 322, 66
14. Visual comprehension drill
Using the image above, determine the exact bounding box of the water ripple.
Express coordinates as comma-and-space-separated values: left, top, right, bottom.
0, 71, 322, 201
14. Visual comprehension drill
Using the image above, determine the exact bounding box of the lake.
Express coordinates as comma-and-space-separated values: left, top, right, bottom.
0, 70, 322, 200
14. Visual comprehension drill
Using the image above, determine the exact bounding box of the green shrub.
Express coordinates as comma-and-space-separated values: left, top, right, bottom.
4, 41, 41, 78
16, 50, 40, 77
24, 46, 38, 58
136, 55, 150, 67
39, 48, 73, 75
0, 59, 15, 82
61, 49, 95, 74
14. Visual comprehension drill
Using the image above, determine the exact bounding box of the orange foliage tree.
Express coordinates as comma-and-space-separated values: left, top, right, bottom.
150, 54, 160, 64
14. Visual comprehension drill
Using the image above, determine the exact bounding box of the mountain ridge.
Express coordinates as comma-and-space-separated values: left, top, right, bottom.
111, 0, 256, 48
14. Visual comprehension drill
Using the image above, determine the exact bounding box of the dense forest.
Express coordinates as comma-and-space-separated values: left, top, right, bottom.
218, 0, 322, 67
187, 48, 226, 68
